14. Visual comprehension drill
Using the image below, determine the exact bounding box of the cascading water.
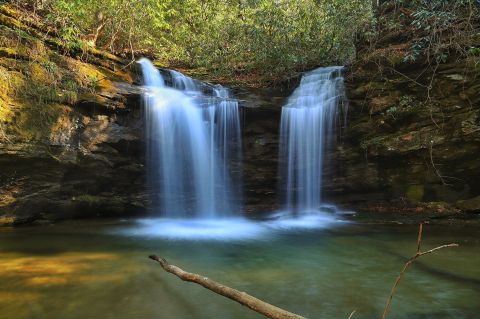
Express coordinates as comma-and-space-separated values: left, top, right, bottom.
279, 66, 347, 214
131, 59, 345, 241
138, 58, 241, 218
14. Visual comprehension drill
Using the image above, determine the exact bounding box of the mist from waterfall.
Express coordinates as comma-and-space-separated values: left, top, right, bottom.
279, 66, 346, 214
138, 58, 241, 218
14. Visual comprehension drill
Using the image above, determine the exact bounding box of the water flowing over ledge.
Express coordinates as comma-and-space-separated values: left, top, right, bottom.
279, 66, 347, 214
139, 58, 242, 218
136, 61, 351, 241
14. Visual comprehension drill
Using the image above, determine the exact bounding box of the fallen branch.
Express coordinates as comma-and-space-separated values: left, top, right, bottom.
148, 255, 306, 319
149, 224, 458, 319
381, 224, 459, 319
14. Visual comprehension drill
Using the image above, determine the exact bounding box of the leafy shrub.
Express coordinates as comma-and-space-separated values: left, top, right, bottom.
86, 75, 99, 93
400, 0, 479, 63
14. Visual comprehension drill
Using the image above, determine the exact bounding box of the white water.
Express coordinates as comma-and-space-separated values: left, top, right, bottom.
116, 214, 343, 241
137, 60, 346, 240
139, 58, 241, 218
279, 66, 346, 214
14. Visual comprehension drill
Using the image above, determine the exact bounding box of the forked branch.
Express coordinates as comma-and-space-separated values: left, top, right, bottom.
381, 224, 458, 319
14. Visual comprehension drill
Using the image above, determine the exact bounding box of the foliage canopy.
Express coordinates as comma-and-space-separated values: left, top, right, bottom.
13, 0, 374, 80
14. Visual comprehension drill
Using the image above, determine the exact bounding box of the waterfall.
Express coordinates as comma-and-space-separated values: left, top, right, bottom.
279, 66, 346, 214
138, 58, 241, 218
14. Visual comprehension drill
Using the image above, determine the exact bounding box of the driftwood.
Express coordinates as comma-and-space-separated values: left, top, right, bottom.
148, 255, 306, 319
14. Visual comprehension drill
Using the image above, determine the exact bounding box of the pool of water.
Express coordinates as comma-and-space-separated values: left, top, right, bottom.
0, 219, 479, 319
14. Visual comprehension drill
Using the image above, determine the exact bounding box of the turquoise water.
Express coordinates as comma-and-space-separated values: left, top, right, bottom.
0, 220, 479, 319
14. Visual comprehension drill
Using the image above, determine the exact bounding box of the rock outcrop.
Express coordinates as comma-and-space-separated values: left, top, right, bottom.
0, 5, 146, 225
322, 3, 480, 217
331, 59, 480, 212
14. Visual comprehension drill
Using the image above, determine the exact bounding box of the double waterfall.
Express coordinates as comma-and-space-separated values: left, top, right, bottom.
139, 58, 345, 222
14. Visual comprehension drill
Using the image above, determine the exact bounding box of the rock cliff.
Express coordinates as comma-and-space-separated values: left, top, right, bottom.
1, 2, 479, 226
0, 5, 146, 225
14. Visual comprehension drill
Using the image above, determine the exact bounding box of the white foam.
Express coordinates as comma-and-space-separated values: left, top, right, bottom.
264, 211, 339, 230
114, 211, 346, 241
117, 218, 266, 241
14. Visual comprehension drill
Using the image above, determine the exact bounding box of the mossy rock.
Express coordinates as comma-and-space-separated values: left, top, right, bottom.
0, 47, 29, 60
72, 195, 103, 204
0, 215, 16, 226
29, 62, 58, 84
456, 196, 480, 213
14, 103, 67, 140
406, 184, 424, 202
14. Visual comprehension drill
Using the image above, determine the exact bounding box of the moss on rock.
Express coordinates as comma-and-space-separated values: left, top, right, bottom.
406, 185, 424, 202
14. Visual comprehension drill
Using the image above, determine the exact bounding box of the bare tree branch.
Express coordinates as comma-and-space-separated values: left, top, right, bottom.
148, 224, 459, 319
381, 224, 459, 319
148, 255, 306, 319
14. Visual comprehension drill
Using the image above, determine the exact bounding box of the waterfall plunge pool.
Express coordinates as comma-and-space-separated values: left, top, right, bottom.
1, 220, 479, 319
114, 211, 346, 241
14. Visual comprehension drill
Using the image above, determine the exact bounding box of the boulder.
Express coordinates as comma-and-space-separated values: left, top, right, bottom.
457, 196, 480, 213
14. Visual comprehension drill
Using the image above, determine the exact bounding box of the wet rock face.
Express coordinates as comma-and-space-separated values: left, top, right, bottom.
1, 54, 479, 224
240, 58, 480, 215
0, 79, 148, 225
0, 6, 153, 224
457, 196, 480, 213
236, 87, 288, 214
330, 58, 480, 212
